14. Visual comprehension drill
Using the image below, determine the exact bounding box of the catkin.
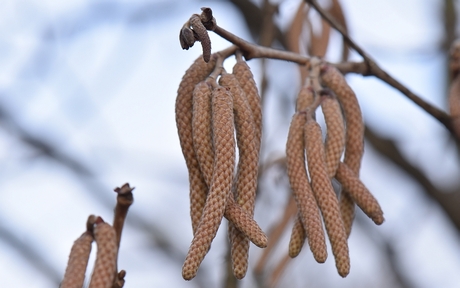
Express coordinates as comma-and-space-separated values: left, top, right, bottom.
190, 78, 266, 251
220, 72, 259, 279
321, 92, 346, 178
233, 60, 262, 150
189, 15, 211, 62
321, 64, 364, 237
182, 87, 235, 280
176, 55, 216, 234
335, 162, 384, 225
192, 80, 214, 187
305, 117, 350, 277
225, 195, 268, 248
296, 81, 315, 112
61, 231, 93, 288
288, 214, 306, 258
286, 113, 327, 263
88, 221, 118, 288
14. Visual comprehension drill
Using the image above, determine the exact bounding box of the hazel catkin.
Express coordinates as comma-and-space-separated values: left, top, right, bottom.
220, 72, 259, 279
192, 80, 214, 187
189, 14, 211, 62
176, 55, 217, 234
304, 116, 350, 277
286, 112, 327, 263
88, 220, 118, 288
233, 60, 262, 150
335, 162, 384, 225
320, 64, 364, 237
182, 86, 235, 280
288, 215, 306, 258
320, 91, 346, 178
61, 231, 93, 288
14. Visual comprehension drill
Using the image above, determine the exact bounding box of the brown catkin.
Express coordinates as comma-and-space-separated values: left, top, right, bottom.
286, 113, 327, 263
335, 162, 384, 225
321, 93, 346, 178
220, 73, 259, 279
61, 231, 93, 288
182, 87, 235, 280
176, 55, 216, 234
190, 78, 266, 250
305, 117, 350, 277
288, 214, 306, 258
225, 195, 268, 248
289, 80, 317, 260
88, 222, 118, 288
233, 60, 262, 150
321, 64, 364, 237
296, 81, 315, 112
192, 81, 214, 187
189, 15, 211, 62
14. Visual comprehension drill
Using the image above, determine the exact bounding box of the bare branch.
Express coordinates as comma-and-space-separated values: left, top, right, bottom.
305, 0, 457, 138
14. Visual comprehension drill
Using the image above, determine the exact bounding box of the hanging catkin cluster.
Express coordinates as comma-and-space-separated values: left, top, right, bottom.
285, 62, 384, 277
176, 53, 266, 280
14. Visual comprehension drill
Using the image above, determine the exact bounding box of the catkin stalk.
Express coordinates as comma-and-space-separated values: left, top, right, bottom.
182, 87, 235, 280
176, 55, 217, 234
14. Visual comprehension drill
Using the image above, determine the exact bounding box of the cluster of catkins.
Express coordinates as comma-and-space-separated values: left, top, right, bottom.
286, 63, 384, 277
61, 215, 123, 288
176, 54, 267, 280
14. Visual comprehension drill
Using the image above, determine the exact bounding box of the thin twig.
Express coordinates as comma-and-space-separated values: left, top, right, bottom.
306, 0, 456, 138
213, 25, 310, 65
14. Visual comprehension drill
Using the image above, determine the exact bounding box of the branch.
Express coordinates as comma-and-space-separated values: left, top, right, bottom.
365, 125, 460, 232
306, 0, 457, 139
181, 7, 310, 65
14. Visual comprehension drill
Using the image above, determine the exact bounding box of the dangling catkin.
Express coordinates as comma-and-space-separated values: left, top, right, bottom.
288, 80, 319, 259
320, 91, 346, 178
190, 78, 266, 250
192, 80, 214, 187
182, 86, 235, 280
220, 72, 259, 278
225, 195, 268, 248
335, 162, 384, 225
304, 116, 350, 277
233, 60, 262, 150
88, 220, 118, 288
321, 64, 364, 237
61, 231, 93, 288
176, 55, 216, 234
296, 80, 315, 112
286, 113, 327, 263
288, 214, 306, 258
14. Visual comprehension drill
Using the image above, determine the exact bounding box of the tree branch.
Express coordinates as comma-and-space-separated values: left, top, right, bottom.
365, 125, 460, 232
